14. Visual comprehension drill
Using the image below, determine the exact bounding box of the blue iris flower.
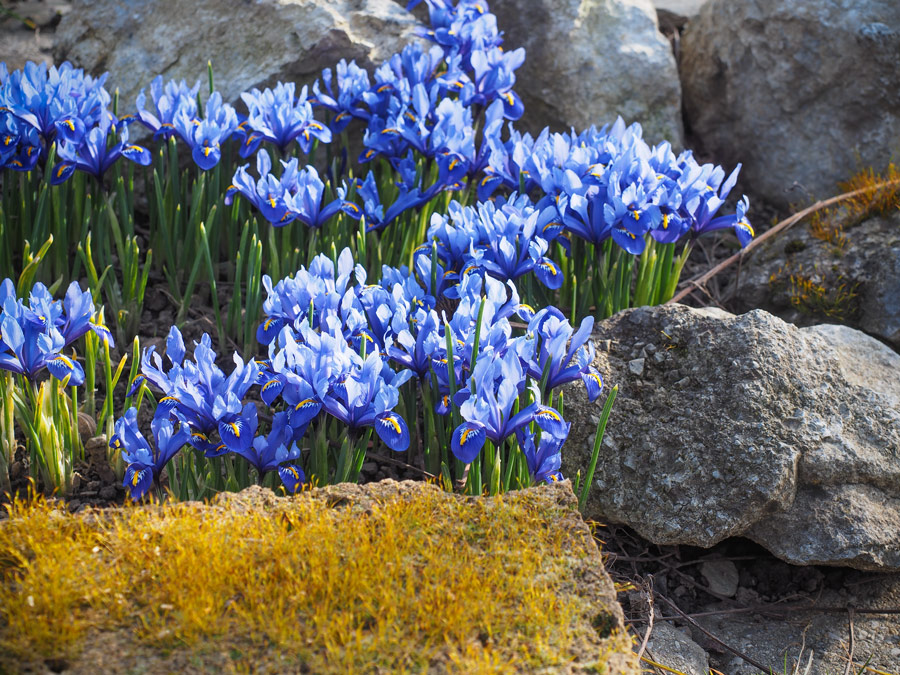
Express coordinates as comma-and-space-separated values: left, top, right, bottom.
388, 309, 442, 379
0, 110, 41, 171
323, 351, 413, 452
516, 308, 603, 401
133, 75, 200, 141
172, 91, 238, 170
140, 327, 259, 455
451, 350, 566, 463
256, 248, 360, 345
226, 151, 348, 228
0, 61, 109, 146
311, 59, 371, 133
239, 82, 332, 157
0, 279, 113, 385
50, 108, 151, 185
516, 424, 569, 484
111, 407, 191, 500
343, 171, 426, 232
236, 411, 305, 493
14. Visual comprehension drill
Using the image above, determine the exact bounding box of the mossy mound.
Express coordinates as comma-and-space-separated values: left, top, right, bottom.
0, 480, 636, 674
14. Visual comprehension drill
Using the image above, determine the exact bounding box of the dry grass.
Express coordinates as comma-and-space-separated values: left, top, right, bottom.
0, 483, 633, 674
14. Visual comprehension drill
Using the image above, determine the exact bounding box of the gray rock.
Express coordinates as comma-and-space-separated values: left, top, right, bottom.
492, 0, 683, 145
54, 0, 417, 119
645, 622, 709, 675
736, 210, 900, 351
562, 304, 900, 569
699, 559, 739, 597
680, 0, 900, 209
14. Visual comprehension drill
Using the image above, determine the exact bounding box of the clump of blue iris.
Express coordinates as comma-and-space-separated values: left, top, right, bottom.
0, 278, 114, 385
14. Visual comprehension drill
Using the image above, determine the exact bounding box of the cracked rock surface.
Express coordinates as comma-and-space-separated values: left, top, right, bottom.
563, 304, 900, 570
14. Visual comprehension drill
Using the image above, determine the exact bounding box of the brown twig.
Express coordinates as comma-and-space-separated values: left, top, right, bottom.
654, 591, 774, 673
843, 608, 856, 675
668, 178, 900, 305
651, 603, 900, 621
635, 576, 655, 661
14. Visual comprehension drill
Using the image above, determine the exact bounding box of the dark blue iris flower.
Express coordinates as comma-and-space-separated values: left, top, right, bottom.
140, 327, 259, 455
239, 82, 332, 156
112, 407, 191, 500
0, 279, 113, 385
236, 411, 305, 493
451, 350, 566, 463
172, 91, 238, 170
50, 108, 151, 184
516, 308, 603, 401
343, 171, 426, 232
311, 59, 371, 133
133, 75, 200, 141
516, 424, 569, 484
226, 151, 349, 228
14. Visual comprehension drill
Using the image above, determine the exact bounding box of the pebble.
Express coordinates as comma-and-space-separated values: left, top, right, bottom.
700, 559, 740, 597
628, 358, 645, 376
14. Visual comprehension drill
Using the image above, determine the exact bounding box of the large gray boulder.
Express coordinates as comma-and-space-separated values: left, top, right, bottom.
54, 0, 417, 116
736, 209, 900, 351
493, 0, 684, 145
680, 0, 900, 208
563, 304, 900, 570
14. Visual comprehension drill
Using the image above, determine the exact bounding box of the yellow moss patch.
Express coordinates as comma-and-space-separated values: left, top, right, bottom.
0, 481, 636, 674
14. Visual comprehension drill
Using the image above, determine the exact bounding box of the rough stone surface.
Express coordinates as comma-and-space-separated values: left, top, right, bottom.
645, 621, 709, 675
0, 0, 67, 71
58, 480, 636, 675
492, 0, 683, 145
736, 210, 900, 351
680, 0, 900, 209
53, 0, 417, 118
562, 304, 900, 569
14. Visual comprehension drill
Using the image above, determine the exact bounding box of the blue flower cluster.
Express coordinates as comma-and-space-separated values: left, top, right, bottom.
0, 0, 752, 255
0, 61, 151, 178
415, 193, 565, 297
0, 279, 114, 385
258, 246, 604, 482
478, 119, 754, 255
116, 323, 311, 499
117, 240, 604, 499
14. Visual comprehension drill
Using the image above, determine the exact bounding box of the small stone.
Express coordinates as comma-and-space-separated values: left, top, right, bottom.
86, 480, 101, 491
77, 412, 97, 442
67, 499, 81, 513
700, 559, 740, 597
628, 358, 645, 376
99, 486, 117, 501
9, 461, 23, 480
